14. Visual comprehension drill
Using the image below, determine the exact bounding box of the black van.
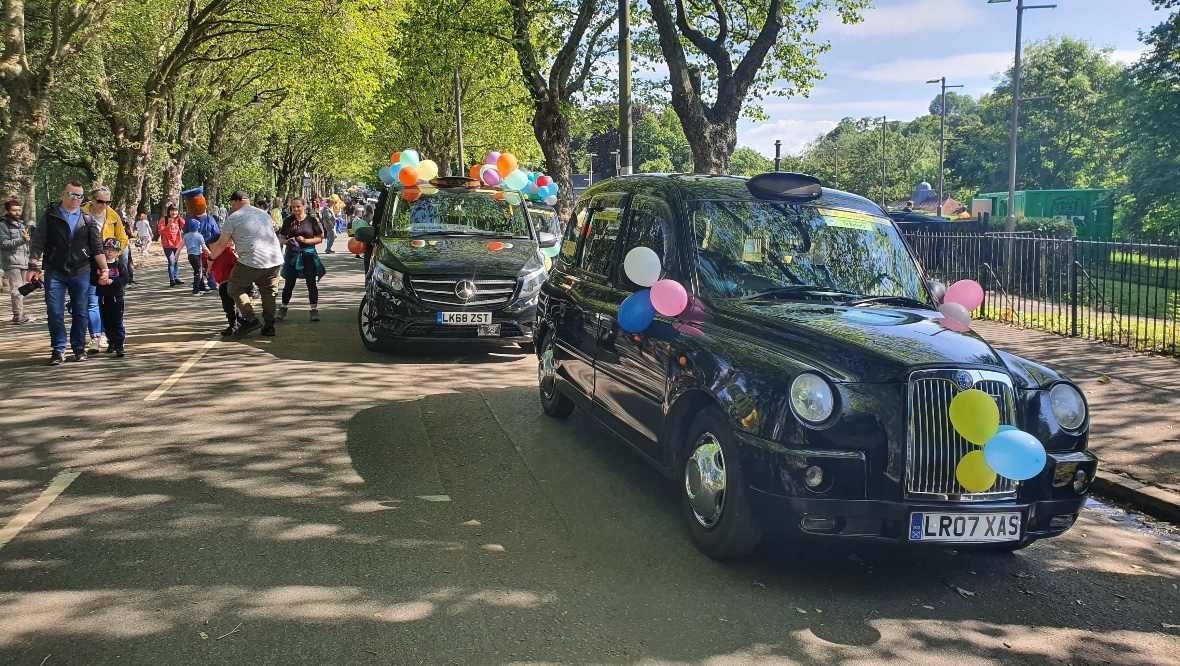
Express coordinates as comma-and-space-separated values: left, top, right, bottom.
356, 178, 557, 351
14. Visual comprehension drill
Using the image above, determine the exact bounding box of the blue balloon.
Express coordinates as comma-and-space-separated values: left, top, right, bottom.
983, 429, 1047, 481
618, 289, 656, 333
548, 182, 560, 195
378, 165, 394, 185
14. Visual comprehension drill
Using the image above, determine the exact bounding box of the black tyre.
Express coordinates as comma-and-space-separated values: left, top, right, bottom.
519, 341, 536, 355
537, 332, 574, 418
358, 296, 389, 353
682, 409, 763, 560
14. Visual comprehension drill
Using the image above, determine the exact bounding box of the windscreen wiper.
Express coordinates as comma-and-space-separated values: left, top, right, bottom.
845, 295, 933, 309
736, 286, 856, 302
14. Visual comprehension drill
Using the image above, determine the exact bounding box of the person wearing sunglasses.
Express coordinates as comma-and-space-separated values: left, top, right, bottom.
26, 182, 109, 365
79, 187, 128, 351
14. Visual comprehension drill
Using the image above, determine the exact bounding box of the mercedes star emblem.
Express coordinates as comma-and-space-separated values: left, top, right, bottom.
455, 280, 477, 300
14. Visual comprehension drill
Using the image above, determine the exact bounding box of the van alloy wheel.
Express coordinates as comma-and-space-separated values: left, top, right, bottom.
685, 433, 726, 529
538, 344, 557, 400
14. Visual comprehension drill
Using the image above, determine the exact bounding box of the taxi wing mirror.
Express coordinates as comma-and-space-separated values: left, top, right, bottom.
537, 231, 558, 248
354, 226, 376, 243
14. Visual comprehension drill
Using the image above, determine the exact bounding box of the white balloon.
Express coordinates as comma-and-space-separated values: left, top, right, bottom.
623, 246, 661, 287
543, 195, 558, 206
938, 302, 973, 327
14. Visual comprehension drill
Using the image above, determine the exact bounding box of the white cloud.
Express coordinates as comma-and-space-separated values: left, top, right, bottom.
742, 119, 840, 157
827, 0, 980, 37
850, 52, 1011, 84
1110, 48, 1146, 64
760, 98, 933, 121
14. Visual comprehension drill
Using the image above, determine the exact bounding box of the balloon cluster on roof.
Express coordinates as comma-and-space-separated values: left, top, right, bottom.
467, 152, 559, 206
377, 149, 440, 188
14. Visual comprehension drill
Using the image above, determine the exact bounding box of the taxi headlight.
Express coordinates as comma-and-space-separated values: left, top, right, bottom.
790, 373, 834, 425
518, 265, 547, 299
373, 265, 403, 293
1049, 383, 1086, 431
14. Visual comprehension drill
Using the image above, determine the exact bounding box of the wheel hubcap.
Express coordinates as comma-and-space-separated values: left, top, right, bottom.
538, 343, 557, 399
360, 300, 377, 342
685, 434, 726, 528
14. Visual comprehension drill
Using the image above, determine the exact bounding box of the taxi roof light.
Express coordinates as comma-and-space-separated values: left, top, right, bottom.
431, 176, 479, 188
747, 172, 823, 201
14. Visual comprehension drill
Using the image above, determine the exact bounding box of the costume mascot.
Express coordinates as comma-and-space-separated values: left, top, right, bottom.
181, 186, 220, 290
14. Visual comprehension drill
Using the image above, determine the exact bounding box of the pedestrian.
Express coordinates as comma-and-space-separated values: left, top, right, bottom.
96, 238, 128, 357
83, 187, 126, 352
277, 198, 325, 322
207, 191, 285, 337
158, 204, 184, 286
320, 198, 337, 254
135, 214, 153, 256
183, 220, 209, 294
269, 198, 283, 231
26, 181, 110, 365
208, 232, 240, 336
182, 187, 219, 291
1, 200, 31, 324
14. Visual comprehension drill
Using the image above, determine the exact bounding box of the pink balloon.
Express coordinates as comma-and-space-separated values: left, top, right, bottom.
650, 279, 689, 317
482, 167, 501, 186
485, 152, 501, 165
673, 322, 705, 337
680, 297, 706, 324
938, 302, 973, 331
945, 279, 984, 312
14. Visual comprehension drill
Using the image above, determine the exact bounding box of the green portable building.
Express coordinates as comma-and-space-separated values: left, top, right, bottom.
970, 189, 1114, 239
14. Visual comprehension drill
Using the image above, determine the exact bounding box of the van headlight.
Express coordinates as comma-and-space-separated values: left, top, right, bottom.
1049, 383, 1086, 431
790, 373, 835, 425
373, 265, 404, 293
518, 265, 547, 299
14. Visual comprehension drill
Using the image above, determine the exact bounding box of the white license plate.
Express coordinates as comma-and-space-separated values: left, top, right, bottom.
437, 312, 491, 325
477, 324, 501, 337
909, 512, 1021, 542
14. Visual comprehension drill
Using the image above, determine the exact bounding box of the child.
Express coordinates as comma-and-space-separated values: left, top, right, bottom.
208, 233, 240, 336
95, 238, 129, 357
182, 220, 209, 294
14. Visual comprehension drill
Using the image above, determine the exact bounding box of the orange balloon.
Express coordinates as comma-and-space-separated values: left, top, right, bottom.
469, 164, 482, 180
391, 151, 401, 164
496, 152, 518, 176
398, 166, 419, 186
401, 187, 422, 202
492, 191, 504, 200
347, 238, 365, 254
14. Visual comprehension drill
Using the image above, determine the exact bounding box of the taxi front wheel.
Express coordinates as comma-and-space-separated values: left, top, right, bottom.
538, 332, 574, 418
682, 409, 762, 560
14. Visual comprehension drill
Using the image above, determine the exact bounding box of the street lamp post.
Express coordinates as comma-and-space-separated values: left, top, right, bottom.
927, 77, 964, 218
587, 152, 597, 187
991, 0, 1056, 232
774, 139, 782, 171
833, 143, 839, 188
611, 150, 620, 177
880, 116, 887, 208
618, 0, 632, 176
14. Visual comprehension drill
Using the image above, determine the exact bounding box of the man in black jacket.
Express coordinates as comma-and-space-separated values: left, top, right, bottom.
27, 182, 110, 365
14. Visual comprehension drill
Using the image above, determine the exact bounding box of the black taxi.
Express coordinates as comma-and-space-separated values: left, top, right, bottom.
534, 172, 1097, 559
356, 178, 557, 351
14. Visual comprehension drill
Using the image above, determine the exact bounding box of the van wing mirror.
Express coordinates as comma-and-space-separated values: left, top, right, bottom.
354, 226, 376, 243
537, 231, 557, 248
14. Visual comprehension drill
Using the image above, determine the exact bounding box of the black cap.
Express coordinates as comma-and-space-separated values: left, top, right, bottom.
230, 190, 249, 202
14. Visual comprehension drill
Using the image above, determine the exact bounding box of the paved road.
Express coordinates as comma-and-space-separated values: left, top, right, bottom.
2, 256, 1180, 665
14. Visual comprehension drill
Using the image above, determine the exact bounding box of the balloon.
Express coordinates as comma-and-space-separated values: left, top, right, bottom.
956, 450, 997, 493
398, 166, 419, 186
399, 149, 420, 167
929, 281, 948, 303
391, 151, 401, 164
469, 164, 482, 180
537, 175, 552, 187
401, 187, 421, 202
543, 195, 558, 206
945, 279, 984, 312
623, 247, 661, 287
983, 428, 1047, 481
488, 241, 504, 251
417, 159, 439, 181
503, 169, 529, 191
529, 183, 541, 196
347, 238, 365, 254
618, 290, 656, 333
378, 165, 394, 185
939, 314, 971, 332
548, 182, 559, 195
390, 163, 403, 181
948, 389, 1000, 446
650, 279, 689, 317
485, 152, 501, 165
497, 152, 518, 176
938, 302, 972, 329
482, 167, 501, 186
541, 245, 560, 258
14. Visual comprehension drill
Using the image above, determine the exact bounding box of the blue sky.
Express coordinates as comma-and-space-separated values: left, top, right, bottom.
734, 0, 1167, 157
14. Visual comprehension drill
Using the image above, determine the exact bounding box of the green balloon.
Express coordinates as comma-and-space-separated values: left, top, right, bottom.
542, 245, 561, 258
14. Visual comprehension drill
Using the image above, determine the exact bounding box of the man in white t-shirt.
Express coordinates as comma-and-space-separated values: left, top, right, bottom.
207, 190, 284, 337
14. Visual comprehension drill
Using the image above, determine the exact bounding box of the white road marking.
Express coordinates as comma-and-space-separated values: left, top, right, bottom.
144, 340, 218, 401
0, 471, 81, 551
416, 495, 452, 502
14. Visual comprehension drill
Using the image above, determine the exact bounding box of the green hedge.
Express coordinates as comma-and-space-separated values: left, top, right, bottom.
987, 216, 1077, 238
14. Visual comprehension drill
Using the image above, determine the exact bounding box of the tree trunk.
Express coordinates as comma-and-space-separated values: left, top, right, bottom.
533, 100, 573, 219
161, 148, 192, 208
111, 100, 162, 214
0, 73, 52, 210
674, 101, 737, 174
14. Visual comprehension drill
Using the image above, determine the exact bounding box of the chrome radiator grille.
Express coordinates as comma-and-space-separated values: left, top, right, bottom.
407, 275, 518, 308
906, 370, 1018, 499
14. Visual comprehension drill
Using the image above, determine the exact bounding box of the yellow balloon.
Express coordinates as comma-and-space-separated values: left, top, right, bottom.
956, 450, 997, 493
948, 389, 1000, 446
417, 159, 439, 181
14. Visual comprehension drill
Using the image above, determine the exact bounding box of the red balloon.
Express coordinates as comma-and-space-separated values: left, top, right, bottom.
537, 175, 552, 187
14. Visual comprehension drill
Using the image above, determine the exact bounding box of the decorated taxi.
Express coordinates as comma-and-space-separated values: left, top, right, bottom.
534, 172, 1097, 559
355, 149, 559, 350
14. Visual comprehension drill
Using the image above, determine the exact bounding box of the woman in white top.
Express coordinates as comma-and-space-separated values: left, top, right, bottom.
135, 214, 154, 256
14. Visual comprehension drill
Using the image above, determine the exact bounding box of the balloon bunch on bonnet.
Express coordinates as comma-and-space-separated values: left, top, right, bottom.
378, 149, 441, 187
948, 389, 1048, 493
468, 152, 560, 206
935, 279, 984, 331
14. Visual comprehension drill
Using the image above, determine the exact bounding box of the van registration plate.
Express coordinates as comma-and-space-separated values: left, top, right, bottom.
909, 512, 1021, 542
437, 312, 491, 325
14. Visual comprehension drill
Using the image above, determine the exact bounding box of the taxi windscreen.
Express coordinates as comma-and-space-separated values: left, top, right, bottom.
385, 190, 532, 238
